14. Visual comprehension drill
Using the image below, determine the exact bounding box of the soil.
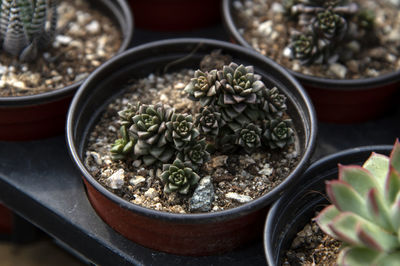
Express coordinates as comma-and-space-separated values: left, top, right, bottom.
0, 0, 122, 97
83, 57, 300, 214
283, 219, 341, 265
232, 0, 400, 79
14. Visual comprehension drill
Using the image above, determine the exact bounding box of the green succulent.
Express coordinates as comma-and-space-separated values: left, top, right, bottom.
0, 0, 58, 62
184, 69, 220, 107
216, 63, 265, 122
289, 33, 320, 65
166, 113, 200, 151
236, 123, 262, 154
110, 125, 136, 160
130, 103, 175, 166
313, 10, 347, 41
117, 103, 139, 128
262, 119, 294, 149
260, 87, 288, 117
161, 158, 200, 194
195, 106, 223, 137
177, 138, 210, 170
316, 140, 400, 266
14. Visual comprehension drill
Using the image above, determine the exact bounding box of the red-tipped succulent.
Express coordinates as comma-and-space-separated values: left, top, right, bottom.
316, 139, 400, 265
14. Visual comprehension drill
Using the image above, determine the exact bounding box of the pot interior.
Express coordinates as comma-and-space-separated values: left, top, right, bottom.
69, 39, 316, 217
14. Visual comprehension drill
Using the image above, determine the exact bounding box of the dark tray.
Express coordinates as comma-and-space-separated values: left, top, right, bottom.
0, 25, 399, 265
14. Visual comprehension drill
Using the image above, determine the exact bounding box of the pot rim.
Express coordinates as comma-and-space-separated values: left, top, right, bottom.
222, 0, 400, 90
0, 0, 133, 107
67, 37, 317, 223
264, 144, 393, 266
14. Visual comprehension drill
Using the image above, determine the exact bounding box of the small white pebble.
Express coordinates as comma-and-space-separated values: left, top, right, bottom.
144, 188, 158, 199
225, 192, 253, 203
106, 169, 125, 189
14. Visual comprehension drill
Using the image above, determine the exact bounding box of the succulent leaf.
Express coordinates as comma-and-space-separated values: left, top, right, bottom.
390, 139, 400, 172
385, 168, 400, 205
315, 204, 341, 237
338, 247, 381, 266
326, 180, 369, 220
362, 152, 389, 186
356, 221, 398, 252
328, 212, 364, 245
338, 164, 381, 196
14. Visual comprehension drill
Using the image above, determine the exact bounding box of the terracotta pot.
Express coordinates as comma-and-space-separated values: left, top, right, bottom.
0, 0, 134, 141
264, 145, 392, 265
0, 203, 12, 234
222, 0, 400, 123
128, 0, 221, 31
67, 38, 317, 255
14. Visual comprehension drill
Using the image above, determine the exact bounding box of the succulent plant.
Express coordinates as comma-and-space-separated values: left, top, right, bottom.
161, 158, 200, 194
288, 33, 320, 65
130, 103, 175, 166
184, 69, 220, 107
216, 63, 265, 122
117, 103, 139, 128
262, 119, 294, 149
260, 86, 288, 117
177, 138, 210, 170
286, 0, 369, 66
235, 123, 262, 154
110, 125, 136, 160
312, 10, 347, 41
0, 0, 58, 61
316, 140, 400, 265
166, 113, 200, 151
195, 106, 223, 137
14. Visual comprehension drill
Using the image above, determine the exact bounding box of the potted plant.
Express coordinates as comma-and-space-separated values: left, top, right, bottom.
222, 0, 400, 123
127, 0, 221, 31
264, 141, 397, 265
0, 0, 133, 140
66, 38, 317, 256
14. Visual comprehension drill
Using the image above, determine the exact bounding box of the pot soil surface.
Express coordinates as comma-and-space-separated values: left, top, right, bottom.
232, 0, 400, 79
283, 216, 341, 265
0, 0, 122, 97
83, 55, 300, 214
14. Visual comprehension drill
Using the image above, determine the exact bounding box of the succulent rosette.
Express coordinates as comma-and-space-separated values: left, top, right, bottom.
166, 113, 200, 151
262, 119, 294, 149
177, 138, 210, 170
110, 125, 136, 160
236, 123, 262, 154
195, 106, 223, 137
316, 140, 400, 265
184, 69, 220, 106
313, 10, 347, 40
161, 159, 200, 194
260, 87, 288, 117
130, 103, 175, 166
289, 33, 319, 65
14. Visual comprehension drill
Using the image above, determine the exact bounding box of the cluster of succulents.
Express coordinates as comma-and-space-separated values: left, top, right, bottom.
0, 0, 58, 62
316, 140, 400, 265
111, 62, 294, 195
284, 0, 374, 65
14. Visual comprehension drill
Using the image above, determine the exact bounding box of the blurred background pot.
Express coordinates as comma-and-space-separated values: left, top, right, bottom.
222, 0, 400, 124
128, 0, 221, 31
264, 145, 392, 265
0, 0, 133, 141
67, 38, 317, 256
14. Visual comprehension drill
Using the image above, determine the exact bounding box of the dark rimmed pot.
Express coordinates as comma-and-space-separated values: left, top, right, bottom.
67, 38, 317, 256
0, 0, 133, 141
128, 0, 221, 31
222, 0, 400, 123
264, 145, 393, 265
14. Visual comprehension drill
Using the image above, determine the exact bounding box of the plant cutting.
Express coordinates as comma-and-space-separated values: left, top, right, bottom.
264, 142, 396, 265
67, 38, 317, 255
315, 139, 400, 265
222, 0, 400, 123
0, 0, 133, 140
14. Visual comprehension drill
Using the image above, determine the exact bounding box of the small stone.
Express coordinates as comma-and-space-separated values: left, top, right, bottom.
106, 169, 125, 189
129, 176, 146, 186
174, 82, 185, 90
258, 20, 273, 36
89, 151, 102, 165
85, 20, 101, 34
74, 73, 89, 82
144, 188, 158, 199
225, 192, 253, 203
210, 155, 228, 168
0, 65, 7, 75
132, 160, 142, 168
56, 35, 72, 45
329, 63, 347, 79
271, 3, 284, 13
189, 176, 215, 212
258, 163, 273, 176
